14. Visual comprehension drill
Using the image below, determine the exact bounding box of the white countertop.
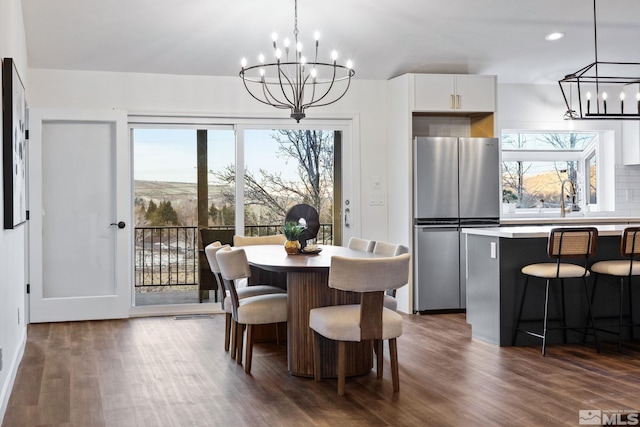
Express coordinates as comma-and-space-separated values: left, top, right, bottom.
462, 223, 640, 238
500, 216, 639, 225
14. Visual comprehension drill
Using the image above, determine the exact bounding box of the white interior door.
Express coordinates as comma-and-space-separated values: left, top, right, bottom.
29, 109, 131, 322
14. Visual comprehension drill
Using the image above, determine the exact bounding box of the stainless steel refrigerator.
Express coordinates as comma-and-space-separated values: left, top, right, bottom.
413, 137, 500, 312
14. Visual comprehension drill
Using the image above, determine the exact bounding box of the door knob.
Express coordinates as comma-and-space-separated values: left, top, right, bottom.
110, 221, 126, 229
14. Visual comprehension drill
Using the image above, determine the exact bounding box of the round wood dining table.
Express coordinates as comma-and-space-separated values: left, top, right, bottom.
241, 244, 383, 378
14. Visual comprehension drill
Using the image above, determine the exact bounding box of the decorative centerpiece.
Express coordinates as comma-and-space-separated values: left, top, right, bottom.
283, 221, 303, 255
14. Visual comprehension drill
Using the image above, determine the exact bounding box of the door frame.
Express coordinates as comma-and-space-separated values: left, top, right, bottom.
28, 108, 132, 322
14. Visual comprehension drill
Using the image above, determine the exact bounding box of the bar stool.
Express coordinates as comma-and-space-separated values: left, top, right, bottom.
513, 227, 600, 356
589, 226, 640, 351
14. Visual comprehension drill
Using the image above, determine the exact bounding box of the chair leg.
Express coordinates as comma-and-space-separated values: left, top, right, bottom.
619, 278, 625, 352
628, 278, 635, 341
337, 341, 346, 396
245, 324, 253, 374
236, 323, 245, 365
513, 276, 530, 346
542, 279, 551, 357
583, 277, 600, 354
375, 340, 383, 378
230, 320, 237, 360
389, 338, 400, 393
224, 313, 231, 352
560, 279, 567, 344
275, 323, 280, 346
312, 331, 322, 381
584, 274, 599, 343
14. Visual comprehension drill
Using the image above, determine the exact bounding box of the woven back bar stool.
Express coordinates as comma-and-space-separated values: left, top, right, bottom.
513, 227, 600, 356
589, 226, 640, 351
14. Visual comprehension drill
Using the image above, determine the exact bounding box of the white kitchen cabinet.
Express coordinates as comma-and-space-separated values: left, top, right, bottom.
413, 74, 496, 113
622, 120, 640, 165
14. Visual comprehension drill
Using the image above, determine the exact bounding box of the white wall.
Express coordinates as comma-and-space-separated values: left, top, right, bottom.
0, 0, 29, 422
27, 70, 391, 241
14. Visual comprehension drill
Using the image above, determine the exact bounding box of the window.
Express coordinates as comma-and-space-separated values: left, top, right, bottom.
501, 132, 598, 213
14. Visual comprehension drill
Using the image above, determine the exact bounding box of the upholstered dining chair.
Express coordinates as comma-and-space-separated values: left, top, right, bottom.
216, 247, 288, 374
347, 236, 375, 252
205, 242, 285, 354
233, 234, 287, 247
309, 253, 411, 396
372, 241, 410, 311
589, 226, 640, 351
513, 227, 600, 356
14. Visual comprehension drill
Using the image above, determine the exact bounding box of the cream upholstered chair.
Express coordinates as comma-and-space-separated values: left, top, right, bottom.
233, 234, 287, 247
589, 226, 640, 351
513, 227, 600, 356
372, 242, 410, 311
216, 247, 288, 374
204, 243, 285, 353
347, 236, 375, 252
309, 253, 410, 396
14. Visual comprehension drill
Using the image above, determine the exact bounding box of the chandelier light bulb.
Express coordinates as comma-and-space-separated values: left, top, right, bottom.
284, 38, 290, 48
586, 91, 591, 100
258, 54, 265, 64
275, 48, 282, 59
241, 58, 247, 68
602, 92, 608, 100
331, 50, 338, 61
346, 60, 353, 69
314, 31, 320, 41
272, 32, 278, 42
602, 92, 608, 114
301, 56, 307, 65
297, 42, 303, 52
259, 68, 265, 77
310, 69, 317, 78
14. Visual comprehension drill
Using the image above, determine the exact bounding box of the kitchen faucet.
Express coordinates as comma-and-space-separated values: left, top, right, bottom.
560, 179, 572, 218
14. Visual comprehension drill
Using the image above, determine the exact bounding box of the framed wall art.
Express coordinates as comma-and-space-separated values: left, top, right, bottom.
2, 57, 27, 229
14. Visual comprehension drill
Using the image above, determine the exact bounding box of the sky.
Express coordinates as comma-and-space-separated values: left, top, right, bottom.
132, 128, 302, 183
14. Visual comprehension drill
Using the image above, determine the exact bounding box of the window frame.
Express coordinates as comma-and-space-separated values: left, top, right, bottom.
501, 130, 600, 214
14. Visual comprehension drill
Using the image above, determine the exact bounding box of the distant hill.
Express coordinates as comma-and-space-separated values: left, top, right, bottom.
134, 180, 230, 201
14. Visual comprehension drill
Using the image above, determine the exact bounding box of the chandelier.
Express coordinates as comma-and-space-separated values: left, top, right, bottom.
558, 0, 640, 120
239, 0, 355, 122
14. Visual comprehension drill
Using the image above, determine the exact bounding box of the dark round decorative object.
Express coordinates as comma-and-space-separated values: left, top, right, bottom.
285, 204, 320, 248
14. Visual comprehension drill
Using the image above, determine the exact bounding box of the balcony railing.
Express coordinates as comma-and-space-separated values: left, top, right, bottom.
134, 224, 333, 288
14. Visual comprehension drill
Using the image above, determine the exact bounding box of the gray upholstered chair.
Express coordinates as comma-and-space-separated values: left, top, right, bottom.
513, 227, 600, 356
371, 242, 410, 311
204, 243, 286, 354
309, 253, 410, 395
216, 247, 288, 374
589, 226, 640, 351
233, 234, 287, 247
347, 236, 375, 252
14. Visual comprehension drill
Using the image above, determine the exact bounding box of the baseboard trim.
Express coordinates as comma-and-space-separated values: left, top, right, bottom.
0, 327, 27, 425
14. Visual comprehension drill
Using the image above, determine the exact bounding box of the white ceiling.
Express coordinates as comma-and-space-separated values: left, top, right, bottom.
20, 0, 640, 84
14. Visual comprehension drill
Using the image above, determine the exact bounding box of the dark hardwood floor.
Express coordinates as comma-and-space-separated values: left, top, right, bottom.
3, 313, 640, 427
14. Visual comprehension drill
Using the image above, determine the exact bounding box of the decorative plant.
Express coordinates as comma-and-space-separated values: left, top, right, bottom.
283, 221, 303, 241
502, 189, 518, 204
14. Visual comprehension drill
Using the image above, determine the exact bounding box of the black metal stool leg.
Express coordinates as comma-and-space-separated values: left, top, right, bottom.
583, 276, 600, 353
513, 275, 530, 346
560, 279, 567, 344
542, 279, 551, 357
583, 273, 599, 343
629, 278, 635, 341
619, 278, 625, 352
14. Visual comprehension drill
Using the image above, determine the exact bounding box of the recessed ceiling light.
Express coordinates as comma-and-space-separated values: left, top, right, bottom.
545, 32, 565, 41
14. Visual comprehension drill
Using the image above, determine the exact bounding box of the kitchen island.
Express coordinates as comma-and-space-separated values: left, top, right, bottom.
462, 224, 640, 346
